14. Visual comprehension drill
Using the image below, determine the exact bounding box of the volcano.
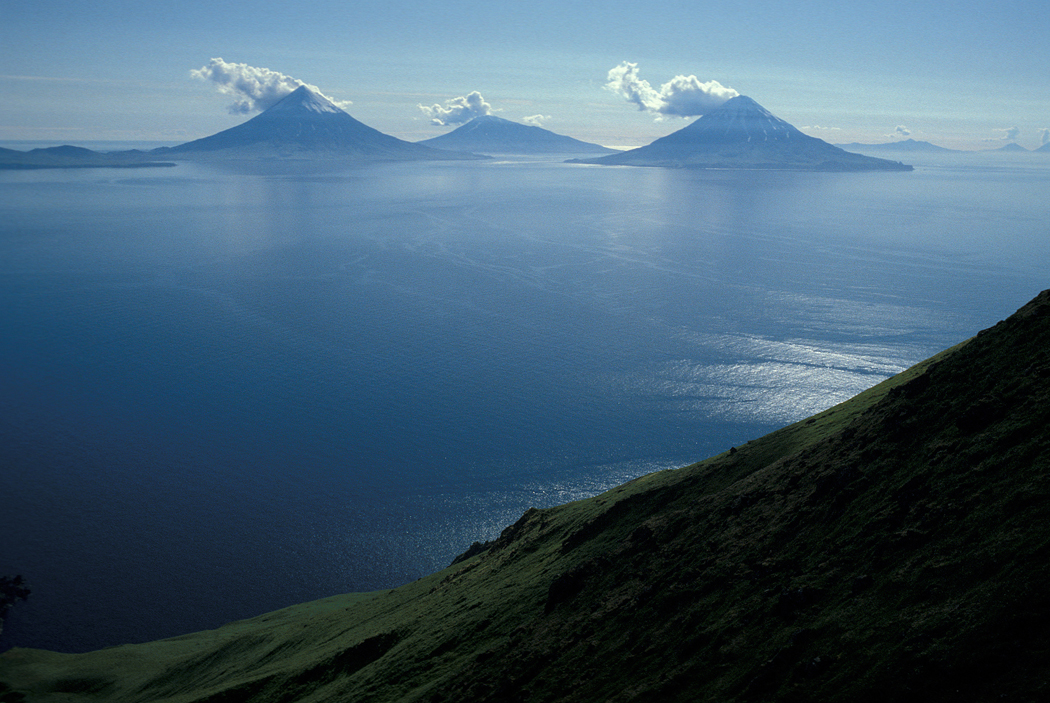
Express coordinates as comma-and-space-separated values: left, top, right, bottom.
155, 86, 481, 162
417, 115, 617, 156
572, 95, 911, 171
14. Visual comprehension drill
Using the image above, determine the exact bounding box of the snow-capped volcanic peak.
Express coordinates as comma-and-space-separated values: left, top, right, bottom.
715, 95, 788, 125
678, 95, 800, 142
267, 85, 344, 115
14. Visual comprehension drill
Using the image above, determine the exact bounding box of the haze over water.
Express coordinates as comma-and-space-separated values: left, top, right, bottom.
2, 154, 1048, 652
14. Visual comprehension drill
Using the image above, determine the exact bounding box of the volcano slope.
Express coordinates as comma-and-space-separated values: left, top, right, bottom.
570, 96, 911, 172
3, 291, 1049, 702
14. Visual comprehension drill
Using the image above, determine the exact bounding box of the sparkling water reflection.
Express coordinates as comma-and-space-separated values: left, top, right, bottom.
1, 156, 1047, 652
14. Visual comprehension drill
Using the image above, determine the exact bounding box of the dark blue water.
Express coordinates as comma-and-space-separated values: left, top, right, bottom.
2, 156, 1047, 652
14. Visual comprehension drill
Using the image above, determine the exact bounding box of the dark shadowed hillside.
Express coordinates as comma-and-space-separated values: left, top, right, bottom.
2, 291, 1049, 702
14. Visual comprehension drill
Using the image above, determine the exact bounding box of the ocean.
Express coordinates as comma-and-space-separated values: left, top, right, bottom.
1, 153, 1047, 652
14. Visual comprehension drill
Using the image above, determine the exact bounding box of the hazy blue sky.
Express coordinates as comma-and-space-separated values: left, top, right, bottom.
3, 0, 1047, 149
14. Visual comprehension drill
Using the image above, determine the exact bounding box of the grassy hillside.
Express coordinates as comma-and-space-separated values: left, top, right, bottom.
3, 291, 1049, 702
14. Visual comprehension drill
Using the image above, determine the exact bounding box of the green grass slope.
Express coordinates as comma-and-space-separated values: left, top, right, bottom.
3, 291, 1049, 702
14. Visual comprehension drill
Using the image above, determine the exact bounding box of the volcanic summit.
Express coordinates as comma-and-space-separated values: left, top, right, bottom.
417, 115, 617, 156
573, 95, 912, 171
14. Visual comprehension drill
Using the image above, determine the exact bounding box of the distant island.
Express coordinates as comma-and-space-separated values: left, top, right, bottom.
835, 138, 959, 153
839, 138, 1048, 154
0, 145, 174, 170
994, 142, 1030, 153
570, 96, 912, 171
416, 115, 618, 156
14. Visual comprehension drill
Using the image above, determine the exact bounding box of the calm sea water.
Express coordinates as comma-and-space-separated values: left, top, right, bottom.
1, 154, 1047, 652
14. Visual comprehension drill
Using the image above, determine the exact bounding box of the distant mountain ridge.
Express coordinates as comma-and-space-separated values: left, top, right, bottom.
836, 138, 959, 153
841, 138, 1050, 154
573, 95, 912, 171
417, 115, 617, 155
0, 144, 174, 170
154, 85, 482, 162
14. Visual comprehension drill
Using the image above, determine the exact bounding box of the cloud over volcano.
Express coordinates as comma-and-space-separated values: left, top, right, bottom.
418, 91, 493, 126
191, 58, 351, 114
605, 61, 738, 118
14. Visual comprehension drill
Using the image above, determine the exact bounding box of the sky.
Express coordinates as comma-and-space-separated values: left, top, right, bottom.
2, 0, 1048, 150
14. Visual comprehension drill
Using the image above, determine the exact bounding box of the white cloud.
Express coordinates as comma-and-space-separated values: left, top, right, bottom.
1041, 128, 1050, 145
986, 126, 1021, 142
191, 58, 350, 114
891, 125, 912, 139
523, 114, 550, 127
604, 61, 738, 118
418, 91, 493, 126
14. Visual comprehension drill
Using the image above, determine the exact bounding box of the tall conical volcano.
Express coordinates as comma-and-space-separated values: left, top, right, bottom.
157, 85, 481, 162
573, 95, 911, 171
417, 115, 617, 156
